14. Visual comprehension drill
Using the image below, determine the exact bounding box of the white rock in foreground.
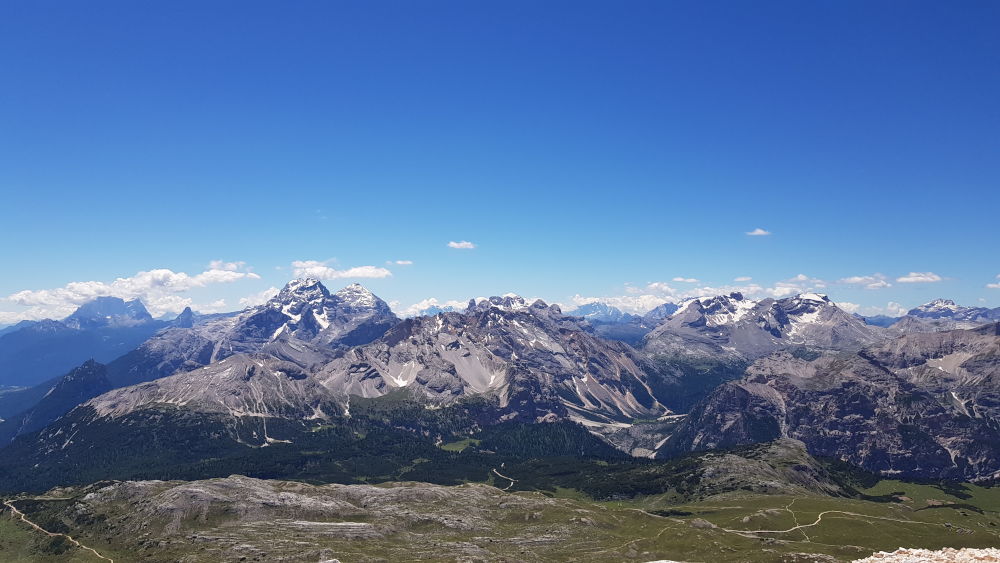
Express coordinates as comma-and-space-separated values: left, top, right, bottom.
854, 547, 1000, 562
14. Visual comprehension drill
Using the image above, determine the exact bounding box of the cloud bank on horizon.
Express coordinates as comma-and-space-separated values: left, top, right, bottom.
4, 256, 994, 325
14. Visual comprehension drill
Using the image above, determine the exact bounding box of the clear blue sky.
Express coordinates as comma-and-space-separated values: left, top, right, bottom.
2, 1, 998, 321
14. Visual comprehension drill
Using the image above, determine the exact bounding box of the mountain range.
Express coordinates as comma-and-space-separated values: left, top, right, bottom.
0, 279, 998, 494
0, 297, 169, 389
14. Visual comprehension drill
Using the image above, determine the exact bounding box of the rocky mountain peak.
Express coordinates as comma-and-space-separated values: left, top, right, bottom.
903, 299, 1000, 324
63, 296, 154, 329
571, 302, 633, 323
909, 299, 962, 318
275, 278, 330, 305
671, 293, 758, 328
172, 307, 195, 328
333, 283, 384, 311
465, 294, 531, 314
643, 302, 680, 322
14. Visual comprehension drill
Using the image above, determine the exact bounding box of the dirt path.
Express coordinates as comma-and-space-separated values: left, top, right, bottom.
3, 499, 114, 562
491, 468, 517, 491
724, 509, 940, 537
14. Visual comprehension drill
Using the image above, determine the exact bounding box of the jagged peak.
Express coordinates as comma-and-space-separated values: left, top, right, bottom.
274, 278, 331, 303
913, 298, 958, 310
466, 294, 529, 313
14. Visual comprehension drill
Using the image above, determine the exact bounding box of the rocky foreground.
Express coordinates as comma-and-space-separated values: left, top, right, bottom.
854, 548, 1000, 562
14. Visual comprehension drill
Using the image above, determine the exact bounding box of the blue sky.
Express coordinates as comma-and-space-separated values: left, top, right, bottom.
2, 1, 998, 322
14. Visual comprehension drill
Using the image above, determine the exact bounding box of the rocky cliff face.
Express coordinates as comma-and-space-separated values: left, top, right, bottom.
86, 355, 343, 439
663, 323, 1000, 480
318, 297, 669, 423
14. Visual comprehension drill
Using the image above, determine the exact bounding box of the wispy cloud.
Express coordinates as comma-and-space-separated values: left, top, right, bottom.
387, 260, 413, 265
448, 240, 476, 249
2, 261, 261, 320
238, 286, 280, 308
672, 277, 699, 283
896, 271, 942, 283
987, 274, 1000, 289
291, 260, 392, 280
857, 301, 909, 317
734, 276, 752, 282
838, 273, 891, 290
746, 228, 771, 236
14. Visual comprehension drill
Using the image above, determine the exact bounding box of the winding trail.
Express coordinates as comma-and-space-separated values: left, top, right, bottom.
722, 509, 940, 537
491, 468, 517, 491
3, 499, 114, 562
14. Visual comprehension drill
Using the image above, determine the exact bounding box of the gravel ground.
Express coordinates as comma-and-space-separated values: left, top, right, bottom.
854, 548, 1000, 562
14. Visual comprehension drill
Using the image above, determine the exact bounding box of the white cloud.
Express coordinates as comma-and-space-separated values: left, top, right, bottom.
858, 301, 909, 317
767, 274, 827, 297
896, 271, 942, 283
447, 241, 476, 249
291, 260, 392, 280
838, 273, 891, 290
238, 286, 280, 308
198, 299, 229, 314
208, 260, 246, 272
645, 282, 675, 295
398, 297, 470, 317
387, 260, 413, 265
835, 301, 860, 313
576, 274, 830, 315
734, 276, 752, 282
672, 277, 699, 283
568, 294, 673, 315
987, 274, 1000, 289
2, 261, 261, 320
746, 228, 771, 236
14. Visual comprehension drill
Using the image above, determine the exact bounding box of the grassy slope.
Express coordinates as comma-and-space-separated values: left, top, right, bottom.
3, 477, 1000, 562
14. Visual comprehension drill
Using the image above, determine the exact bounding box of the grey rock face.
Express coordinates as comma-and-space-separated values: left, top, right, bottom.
86, 355, 343, 431
27, 291, 670, 457
319, 297, 668, 423
663, 323, 1000, 480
